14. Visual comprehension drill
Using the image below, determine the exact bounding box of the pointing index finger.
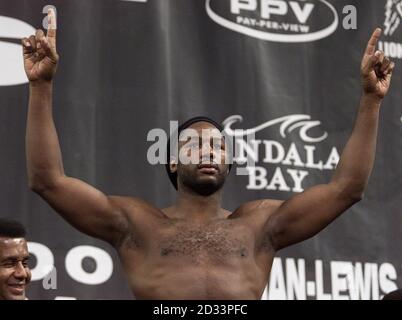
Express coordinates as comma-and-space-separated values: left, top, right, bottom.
46, 7, 57, 47
365, 28, 382, 56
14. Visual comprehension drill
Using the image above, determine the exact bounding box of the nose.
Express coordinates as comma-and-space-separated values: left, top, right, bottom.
13, 262, 28, 281
200, 141, 214, 160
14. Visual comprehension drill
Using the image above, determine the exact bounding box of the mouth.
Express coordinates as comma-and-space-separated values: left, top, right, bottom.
7, 283, 25, 295
197, 163, 219, 174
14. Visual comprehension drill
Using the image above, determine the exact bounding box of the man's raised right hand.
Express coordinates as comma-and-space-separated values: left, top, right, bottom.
22, 8, 58, 83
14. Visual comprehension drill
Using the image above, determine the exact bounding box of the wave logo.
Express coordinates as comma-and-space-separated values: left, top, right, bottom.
223, 114, 328, 143
206, 0, 339, 43
0, 16, 36, 86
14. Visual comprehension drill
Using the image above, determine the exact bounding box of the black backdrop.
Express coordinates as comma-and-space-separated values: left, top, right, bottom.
0, 0, 401, 299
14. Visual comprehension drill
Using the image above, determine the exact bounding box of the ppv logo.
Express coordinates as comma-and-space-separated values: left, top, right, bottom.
0, 15, 35, 86
205, 0, 339, 43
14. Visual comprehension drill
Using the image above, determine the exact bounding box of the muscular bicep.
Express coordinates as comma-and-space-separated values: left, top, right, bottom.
37, 176, 127, 245
265, 182, 360, 251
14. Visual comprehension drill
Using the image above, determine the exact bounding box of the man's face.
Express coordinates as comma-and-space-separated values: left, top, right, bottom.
170, 122, 231, 196
0, 238, 31, 300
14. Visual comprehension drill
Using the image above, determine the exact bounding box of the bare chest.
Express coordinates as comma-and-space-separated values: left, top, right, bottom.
155, 220, 255, 259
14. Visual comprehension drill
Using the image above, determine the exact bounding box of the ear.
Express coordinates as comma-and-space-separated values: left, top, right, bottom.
169, 157, 178, 174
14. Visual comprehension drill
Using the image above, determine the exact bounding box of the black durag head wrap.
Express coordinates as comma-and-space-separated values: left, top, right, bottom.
165, 116, 233, 190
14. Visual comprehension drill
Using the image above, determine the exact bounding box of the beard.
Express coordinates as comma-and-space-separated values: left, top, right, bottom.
178, 165, 227, 196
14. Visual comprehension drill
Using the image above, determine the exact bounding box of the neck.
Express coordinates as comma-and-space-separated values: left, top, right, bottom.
173, 184, 224, 221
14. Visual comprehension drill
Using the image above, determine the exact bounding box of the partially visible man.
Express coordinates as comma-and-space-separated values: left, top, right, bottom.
0, 218, 31, 300
382, 289, 402, 300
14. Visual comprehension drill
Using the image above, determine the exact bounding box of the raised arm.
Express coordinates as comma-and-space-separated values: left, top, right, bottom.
23, 9, 127, 246
261, 28, 395, 251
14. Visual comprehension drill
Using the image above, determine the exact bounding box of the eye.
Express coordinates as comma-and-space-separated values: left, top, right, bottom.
1, 261, 15, 268
185, 141, 199, 149
212, 141, 225, 150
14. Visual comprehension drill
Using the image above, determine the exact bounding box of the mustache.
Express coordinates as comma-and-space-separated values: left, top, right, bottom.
197, 163, 219, 170
198, 157, 219, 166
